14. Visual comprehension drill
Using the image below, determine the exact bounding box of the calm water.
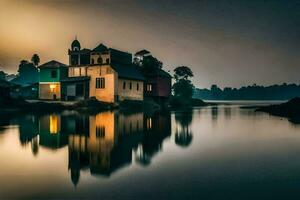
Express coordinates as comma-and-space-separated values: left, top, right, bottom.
1, 104, 300, 199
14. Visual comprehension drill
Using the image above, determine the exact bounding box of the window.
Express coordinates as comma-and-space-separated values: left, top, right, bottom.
51, 70, 57, 78
137, 83, 139, 91
123, 82, 126, 90
74, 68, 80, 76
129, 82, 132, 90
106, 58, 110, 64
97, 57, 103, 64
91, 58, 95, 64
96, 78, 105, 89
146, 84, 152, 92
96, 126, 105, 138
147, 118, 152, 130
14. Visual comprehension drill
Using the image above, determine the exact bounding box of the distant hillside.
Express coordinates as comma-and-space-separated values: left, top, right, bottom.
193, 83, 300, 100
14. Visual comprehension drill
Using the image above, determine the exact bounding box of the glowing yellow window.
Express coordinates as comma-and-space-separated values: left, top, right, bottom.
50, 115, 58, 134
49, 84, 57, 93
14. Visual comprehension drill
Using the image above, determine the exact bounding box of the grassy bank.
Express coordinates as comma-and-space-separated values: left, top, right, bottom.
257, 97, 300, 123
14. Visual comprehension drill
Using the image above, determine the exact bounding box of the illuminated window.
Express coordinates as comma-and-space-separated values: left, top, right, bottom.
96, 77, 105, 89
50, 115, 58, 134
49, 84, 57, 92
147, 118, 152, 130
51, 70, 57, 78
147, 84, 152, 92
74, 68, 80, 76
123, 82, 126, 90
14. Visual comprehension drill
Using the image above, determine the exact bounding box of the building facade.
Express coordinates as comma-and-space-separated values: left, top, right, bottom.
39, 60, 68, 100
63, 39, 144, 102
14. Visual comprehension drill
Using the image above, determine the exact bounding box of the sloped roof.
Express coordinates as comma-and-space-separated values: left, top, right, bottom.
143, 68, 172, 78
111, 63, 145, 81
93, 43, 108, 53
39, 60, 68, 68
80, 48, 91, 53
134, 49, 151, 56
158, 69, 172, 78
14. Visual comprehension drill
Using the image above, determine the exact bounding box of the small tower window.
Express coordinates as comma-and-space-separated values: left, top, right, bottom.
129, 82, 132, 90
123, 82, 126, 90
137, 83, 139, 91
97, 57, 103, 64
106, 58, 110, 64
91, 59, 95, 65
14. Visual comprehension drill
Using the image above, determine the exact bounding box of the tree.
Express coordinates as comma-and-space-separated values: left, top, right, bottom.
31, 54, 40, 67
0, 71, 7, 80
141, 55, 162, 75
174, 66, 193, 81
13, 60, 39, 85
172, 66, 194, 99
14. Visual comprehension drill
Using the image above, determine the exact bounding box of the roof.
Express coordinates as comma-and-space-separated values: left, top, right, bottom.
158, 69, 172, 78
80, 48, 91, 53
93, 43, 108, 53
109, 48, 131, 56
134, 49, 151, 56
143, 68, 172, 78
111, 63, 145, 81
60, 76, 90, 82
39, 60, 68, 69
71, 39, 81, 50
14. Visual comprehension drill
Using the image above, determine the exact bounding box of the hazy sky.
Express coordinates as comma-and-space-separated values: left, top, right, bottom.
0, 0, 299, 88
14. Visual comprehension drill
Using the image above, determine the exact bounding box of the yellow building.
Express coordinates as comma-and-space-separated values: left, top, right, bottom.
61, 40, 145, 103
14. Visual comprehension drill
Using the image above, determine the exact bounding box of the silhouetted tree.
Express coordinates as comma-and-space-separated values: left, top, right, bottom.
0, 71, 6, 80
194, 83, 300, 100
141, 55, 163, 75
12, 60, 39, 85
174, 66, 193, 80
31, 54, 40, 67
172, 66, 194, 99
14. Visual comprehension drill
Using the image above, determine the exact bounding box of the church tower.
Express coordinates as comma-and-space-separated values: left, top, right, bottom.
68, 37, 91, 66
68, 37, 81, 66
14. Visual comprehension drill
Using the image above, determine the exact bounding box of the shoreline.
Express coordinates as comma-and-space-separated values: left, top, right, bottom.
0, 97, 212, 115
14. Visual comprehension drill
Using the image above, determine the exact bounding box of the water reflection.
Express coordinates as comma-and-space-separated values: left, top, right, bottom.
17, 111, 172, 185
2, 105, 300, 198
174, 109, 193, 147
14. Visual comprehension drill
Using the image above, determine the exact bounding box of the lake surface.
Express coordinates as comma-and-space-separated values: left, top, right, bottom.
1, 103, 300, 199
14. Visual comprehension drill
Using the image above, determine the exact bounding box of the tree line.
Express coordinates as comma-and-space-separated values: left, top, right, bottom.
0, 54, 40, 85
194, 84, 300, 100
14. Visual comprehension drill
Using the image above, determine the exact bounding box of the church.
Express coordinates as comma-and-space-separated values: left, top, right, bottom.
39, 39, 145, 102
39, 38, 172, 103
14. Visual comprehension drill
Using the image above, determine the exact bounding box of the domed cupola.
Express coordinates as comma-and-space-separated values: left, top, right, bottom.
71, 37, 81, 51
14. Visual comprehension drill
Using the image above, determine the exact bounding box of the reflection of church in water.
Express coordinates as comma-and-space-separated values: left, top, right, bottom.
17, 111, 171, 186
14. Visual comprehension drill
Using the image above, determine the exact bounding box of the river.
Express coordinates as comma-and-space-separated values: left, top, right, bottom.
0, 103, 300, 199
